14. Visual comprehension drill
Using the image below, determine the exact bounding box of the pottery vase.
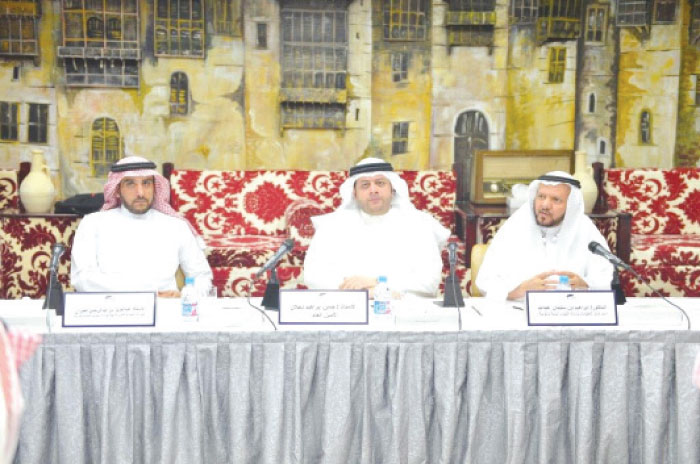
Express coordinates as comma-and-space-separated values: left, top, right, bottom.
19, 149, 55, 213
572, 150, 597, 214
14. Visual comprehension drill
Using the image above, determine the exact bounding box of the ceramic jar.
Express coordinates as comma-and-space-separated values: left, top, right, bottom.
572, 150, 597, 214
19, 149, 56, 213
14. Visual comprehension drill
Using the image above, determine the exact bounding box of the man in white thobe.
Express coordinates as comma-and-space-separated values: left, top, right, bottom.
303, 158, 450, 297
71, 156, 212, 297
475, 171, 613, 300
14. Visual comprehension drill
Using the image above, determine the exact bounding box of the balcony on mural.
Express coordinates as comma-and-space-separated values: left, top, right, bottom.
446, 8, 496, 48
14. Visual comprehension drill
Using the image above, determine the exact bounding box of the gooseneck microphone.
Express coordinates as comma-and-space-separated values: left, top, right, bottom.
447, 241, 458, 269
588, 241, 631, 271
49, 242, 65, 274
587, 241, 691, 330
255, 239, 295, 279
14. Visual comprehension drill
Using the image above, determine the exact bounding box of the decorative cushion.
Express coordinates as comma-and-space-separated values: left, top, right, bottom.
620, 265, 700, 298
0, 170, 18, 210
205, 234, 305, 270
630, 234, 700, 267
604, 168, 700, 235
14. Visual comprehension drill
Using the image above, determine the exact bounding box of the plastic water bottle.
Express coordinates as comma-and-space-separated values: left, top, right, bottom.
556, 275, 571, 291
373, 276, 392, 315
181, 277, 199, 321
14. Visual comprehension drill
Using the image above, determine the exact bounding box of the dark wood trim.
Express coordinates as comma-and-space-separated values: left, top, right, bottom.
592, 161, 608, 213
162, 162, 174, 181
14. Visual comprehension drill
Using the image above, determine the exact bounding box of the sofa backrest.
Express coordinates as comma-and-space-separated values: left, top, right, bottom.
603, 167, 700, 235
169, 169, 456, 238
170, 170, 345, 237
0, 170, 19, 210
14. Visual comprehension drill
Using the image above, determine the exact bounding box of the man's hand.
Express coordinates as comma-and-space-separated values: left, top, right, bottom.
340, 276, 378, 291
507, 270, 589, 300
507, 271, 560, 300
158, 289, 181, 298
557, 271, 588, 290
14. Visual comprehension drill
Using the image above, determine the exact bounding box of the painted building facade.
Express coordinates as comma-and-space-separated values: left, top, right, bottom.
1, 0, 699, 203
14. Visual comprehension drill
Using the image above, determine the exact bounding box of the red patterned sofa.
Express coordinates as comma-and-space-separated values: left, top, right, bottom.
165, 165, 469, 297
597, 167, 700, 297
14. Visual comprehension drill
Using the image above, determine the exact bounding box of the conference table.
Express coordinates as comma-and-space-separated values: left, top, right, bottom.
4, 296, 700, 464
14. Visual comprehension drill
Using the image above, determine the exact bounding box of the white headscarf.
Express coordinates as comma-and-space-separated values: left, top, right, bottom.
338, 157, 414, 211
525, 170, 584, 240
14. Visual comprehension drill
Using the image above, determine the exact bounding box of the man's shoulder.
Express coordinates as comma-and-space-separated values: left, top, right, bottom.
77, 209, 110, 225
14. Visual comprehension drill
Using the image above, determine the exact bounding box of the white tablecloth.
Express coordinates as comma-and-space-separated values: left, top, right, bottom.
4, 297, 700, 464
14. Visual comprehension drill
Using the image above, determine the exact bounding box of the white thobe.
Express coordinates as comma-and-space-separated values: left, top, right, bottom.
475, 215, 613, 301
71, 206, 212, 293
303, 207, 449, 296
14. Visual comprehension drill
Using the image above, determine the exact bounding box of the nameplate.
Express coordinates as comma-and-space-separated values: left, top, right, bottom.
526, 290, 618, 326
279, 289, 368, 325
63, 292, 157, 328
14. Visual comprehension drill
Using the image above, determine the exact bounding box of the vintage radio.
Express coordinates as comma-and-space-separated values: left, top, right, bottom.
470, 149, 574, 205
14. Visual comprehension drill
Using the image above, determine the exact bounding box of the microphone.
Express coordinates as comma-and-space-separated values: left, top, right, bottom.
447, 241, 458, 268
49, 243, 65, 273
588, 241, 631, 271
255, 239, 294, 279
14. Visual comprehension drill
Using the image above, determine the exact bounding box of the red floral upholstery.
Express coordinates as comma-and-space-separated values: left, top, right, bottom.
604, 168, 700, 296
0, 215, 79, 299
170, 169, 467, 297
0, 170, 19, 211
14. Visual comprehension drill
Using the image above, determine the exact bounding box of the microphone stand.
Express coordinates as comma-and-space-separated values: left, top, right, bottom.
42, 265, 64, 323
443, 260, 465, 307
611, 268, 626, 306
260, 266, 281, 311
442, 258, 464, 331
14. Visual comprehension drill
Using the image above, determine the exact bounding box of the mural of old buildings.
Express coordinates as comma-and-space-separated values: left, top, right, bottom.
1, 0, 699, 202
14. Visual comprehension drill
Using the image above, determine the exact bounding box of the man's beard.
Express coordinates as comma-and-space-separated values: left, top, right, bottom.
536, 211, 564, 227
124, 198, 153, 215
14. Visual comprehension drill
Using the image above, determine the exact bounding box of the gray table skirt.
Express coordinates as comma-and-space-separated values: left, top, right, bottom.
15, 330, 700, 464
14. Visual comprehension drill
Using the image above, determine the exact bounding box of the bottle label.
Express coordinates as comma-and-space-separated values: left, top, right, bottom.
182, 302, 198, 317
374, 300, 391, 315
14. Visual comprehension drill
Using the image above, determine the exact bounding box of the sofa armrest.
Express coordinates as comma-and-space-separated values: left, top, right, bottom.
590, 210, 631, 265
616, 210, 631, 264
